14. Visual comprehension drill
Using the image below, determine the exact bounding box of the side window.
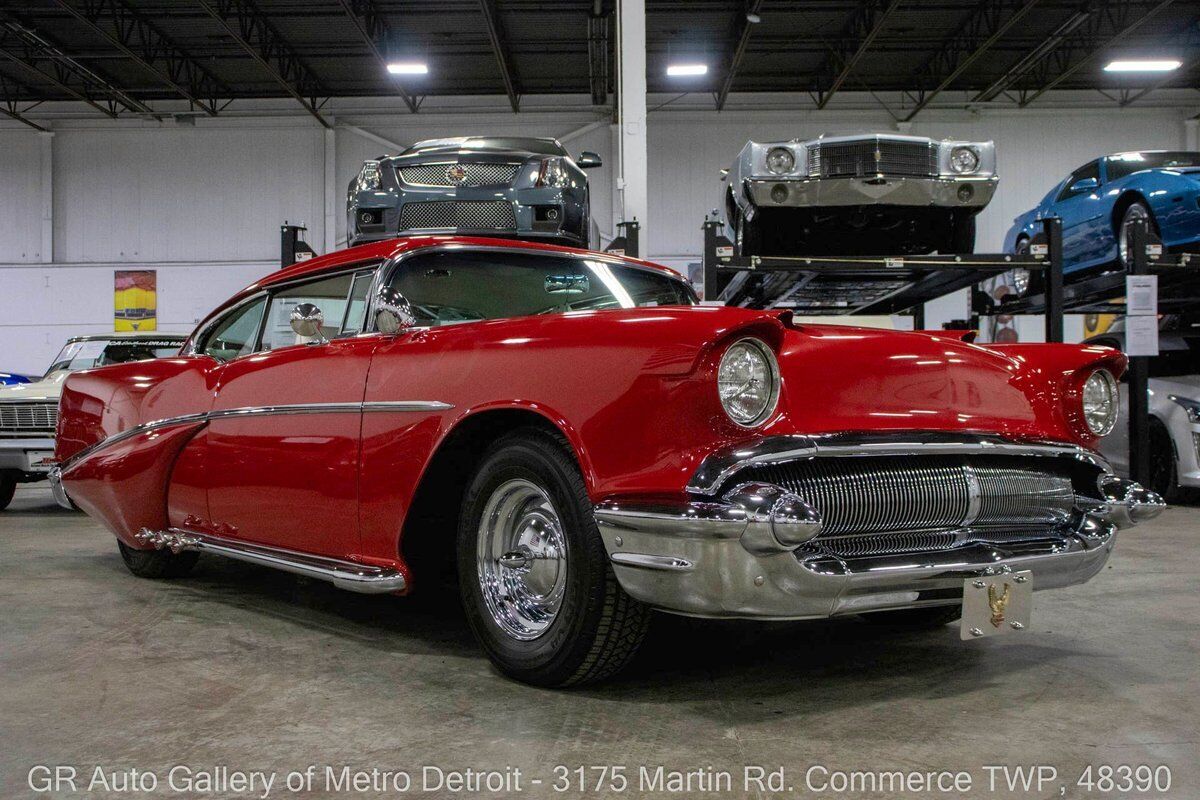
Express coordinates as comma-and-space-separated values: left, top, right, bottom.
1055, 161, 1100, 202
261, 273, 356, 351
340, 270, 374, 334
200, 297, 267, 361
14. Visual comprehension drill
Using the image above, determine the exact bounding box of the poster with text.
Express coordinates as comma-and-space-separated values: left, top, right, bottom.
114, 270, 157, 331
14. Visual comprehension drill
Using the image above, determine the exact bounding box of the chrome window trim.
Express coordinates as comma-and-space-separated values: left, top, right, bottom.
57, 400, 453, 474
687, 431, 1113, 496
369, 243, 698, 331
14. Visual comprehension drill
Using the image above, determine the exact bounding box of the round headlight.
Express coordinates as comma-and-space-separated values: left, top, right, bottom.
949, 146, 980, 174
1082, 369, 1118, 436
766, 147, 795, 175
718, 338, 780, 426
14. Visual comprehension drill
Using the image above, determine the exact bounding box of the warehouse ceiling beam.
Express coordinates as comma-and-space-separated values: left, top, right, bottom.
48, 0, 230, 117
901, 0, 1040, 122
333, 0, 418, 113
715, 0, 764, 111
813, 0, 903, 110
1119, 54, 1200, 107
0, 70, 49, 130
1016, 0, 1176, 108
587, 0, 609, 106
196, 0, 331, 127
0, 15, 152, 117
479, 0, 519, 112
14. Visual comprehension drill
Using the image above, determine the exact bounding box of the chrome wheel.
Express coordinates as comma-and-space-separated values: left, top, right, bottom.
475, 478, 568, 641
1118, 203, 1150, 267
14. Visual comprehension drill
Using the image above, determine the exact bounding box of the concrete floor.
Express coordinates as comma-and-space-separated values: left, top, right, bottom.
2, 484, 1197, 800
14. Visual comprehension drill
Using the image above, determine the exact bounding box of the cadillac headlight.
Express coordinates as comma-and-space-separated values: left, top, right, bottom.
1082, 370, 1118, 436
718, 338, 780, 426
357, 161, 382, 192
949, 146, 980, 174
537, 157, 570, 188
766, 147, 795, 175
1170, 395, 1200, 423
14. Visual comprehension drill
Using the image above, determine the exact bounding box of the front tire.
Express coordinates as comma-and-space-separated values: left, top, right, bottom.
0, 474, 15, 510
457, 429, 650, 687
1147, 418, 1180, 503
117, 541, 199, 579
1118, 200, 1156, 269
948, 213, 976, 254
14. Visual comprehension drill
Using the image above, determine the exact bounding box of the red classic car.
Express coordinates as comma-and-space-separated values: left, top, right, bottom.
51, 235, 1163, 686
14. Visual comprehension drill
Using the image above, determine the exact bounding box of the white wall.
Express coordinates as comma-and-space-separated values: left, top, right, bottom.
0, 96, 1195, 373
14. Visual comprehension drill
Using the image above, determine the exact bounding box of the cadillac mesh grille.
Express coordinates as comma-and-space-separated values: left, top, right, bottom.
398, 162, 522, 187
0, 402, 58, 434
399, 201, 516, 230
739, 455, 1076, 548
808, 139, 938, 178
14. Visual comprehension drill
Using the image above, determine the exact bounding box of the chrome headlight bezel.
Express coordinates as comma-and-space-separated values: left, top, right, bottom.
949, 146, 980, 174
717, 337, 781, 427
765, 147, 796, 175
357, 161, 382, 192
1169, 395, 1200, 423
1082, 369, 1119, 436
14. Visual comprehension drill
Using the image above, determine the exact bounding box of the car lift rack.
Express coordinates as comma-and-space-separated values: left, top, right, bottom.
700, 215, 1200, 489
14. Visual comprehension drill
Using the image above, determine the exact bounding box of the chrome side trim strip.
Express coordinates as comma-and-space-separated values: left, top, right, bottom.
58, 401, 453, 474
688, 431, 1112, 496
136, 528, 407, 593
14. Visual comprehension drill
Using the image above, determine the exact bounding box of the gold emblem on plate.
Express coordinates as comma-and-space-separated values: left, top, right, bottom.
988, 583, 1012, 628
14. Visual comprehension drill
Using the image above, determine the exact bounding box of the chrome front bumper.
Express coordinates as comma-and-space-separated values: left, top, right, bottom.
746, 175, 997, 209
0, 436, 56, 476
594, 436, 1164, 621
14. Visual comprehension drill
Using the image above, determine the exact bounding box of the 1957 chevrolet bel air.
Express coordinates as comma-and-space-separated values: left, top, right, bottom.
52, 236, 1164, 686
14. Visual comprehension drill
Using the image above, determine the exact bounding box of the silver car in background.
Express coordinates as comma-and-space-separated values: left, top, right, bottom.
1089, 326, 1200, 502
347, 136, 601, 248
722, 133, 997, 256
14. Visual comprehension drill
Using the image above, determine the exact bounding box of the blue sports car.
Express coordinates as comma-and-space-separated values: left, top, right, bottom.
1005, 150, 1200, 276
0, 373, 31, 386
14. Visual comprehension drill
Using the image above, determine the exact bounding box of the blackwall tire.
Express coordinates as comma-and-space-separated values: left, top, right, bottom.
860, 605, 963, 629
0, 474, 15, 510
1118, 201, 1156, 269
457, 428, 650, 687
117, 541, 199, 579
1148, 418, 1180, 504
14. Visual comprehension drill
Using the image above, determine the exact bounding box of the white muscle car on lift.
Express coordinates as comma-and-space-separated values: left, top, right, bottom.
722, 133, 997, 257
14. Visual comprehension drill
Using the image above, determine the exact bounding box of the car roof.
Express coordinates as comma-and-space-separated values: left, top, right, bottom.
256, 235, 686, 292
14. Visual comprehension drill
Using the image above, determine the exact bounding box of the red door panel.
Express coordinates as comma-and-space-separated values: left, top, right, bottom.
204, 338, 380, 558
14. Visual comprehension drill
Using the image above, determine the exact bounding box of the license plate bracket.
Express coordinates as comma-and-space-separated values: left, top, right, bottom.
961, 570, 1032, 640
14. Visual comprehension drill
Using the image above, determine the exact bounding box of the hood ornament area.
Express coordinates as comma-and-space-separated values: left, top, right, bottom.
445, 164, 467, 184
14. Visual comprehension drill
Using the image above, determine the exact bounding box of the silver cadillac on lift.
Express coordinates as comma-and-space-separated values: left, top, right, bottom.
347, 136, 602, 248
721, 132, 998, 256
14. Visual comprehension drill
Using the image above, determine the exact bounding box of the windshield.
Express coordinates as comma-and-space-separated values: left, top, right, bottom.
1106, 151, 1200, 181
45, 338, 182, 376
388, 251, 695, 326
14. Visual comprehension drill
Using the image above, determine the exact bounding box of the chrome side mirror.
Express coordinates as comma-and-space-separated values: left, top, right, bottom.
376, 286, 417, 334
289, 302, 326, 343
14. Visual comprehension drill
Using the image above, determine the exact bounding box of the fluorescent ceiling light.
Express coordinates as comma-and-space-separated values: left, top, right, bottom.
1103, 59, 1181, 73
666, 64, 708, 77
387, 62, 428, 75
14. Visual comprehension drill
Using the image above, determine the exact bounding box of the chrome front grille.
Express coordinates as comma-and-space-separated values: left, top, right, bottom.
399, 201, 517, 230
0, 401, 58, 435
398, 162, 522, 187
808, 139, 938, 179
741, 455, 1076, 542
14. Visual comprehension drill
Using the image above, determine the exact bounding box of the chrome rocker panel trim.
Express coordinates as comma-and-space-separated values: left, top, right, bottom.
56, 401, 454, 474
687, 431, 1112, 496
135, 528, 407, 594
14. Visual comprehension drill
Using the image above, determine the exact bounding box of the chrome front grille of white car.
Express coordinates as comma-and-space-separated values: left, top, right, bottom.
399, 200, 517, 230
808, 139, 938, 179
398, 162, 523, 187
0, 401, 58, 435
740, 456, 1077, 552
